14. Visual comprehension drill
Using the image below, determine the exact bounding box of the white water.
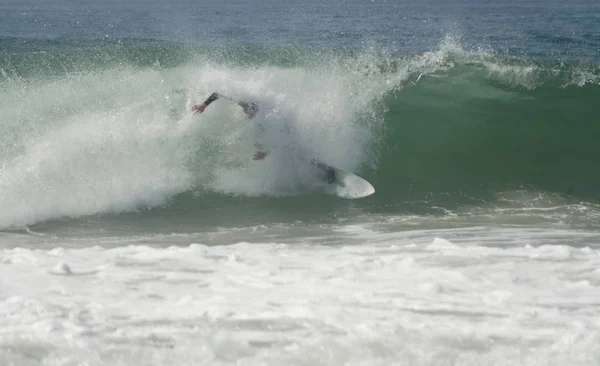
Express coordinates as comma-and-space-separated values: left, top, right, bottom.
0, 50, 396, 228
1, 226, 599, 366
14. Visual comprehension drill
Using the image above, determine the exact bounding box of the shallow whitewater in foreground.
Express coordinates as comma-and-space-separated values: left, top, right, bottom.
1, 226, 599, 366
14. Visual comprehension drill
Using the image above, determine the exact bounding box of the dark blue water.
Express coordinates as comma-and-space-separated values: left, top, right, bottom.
2, 0, 599, 61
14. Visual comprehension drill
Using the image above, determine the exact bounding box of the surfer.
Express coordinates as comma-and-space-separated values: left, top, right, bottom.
192, 92, 268, 160
192, 92, 337, 182
192, 92, 258, 119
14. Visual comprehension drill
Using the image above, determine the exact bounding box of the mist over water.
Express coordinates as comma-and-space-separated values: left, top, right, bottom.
1, 43, 398, 228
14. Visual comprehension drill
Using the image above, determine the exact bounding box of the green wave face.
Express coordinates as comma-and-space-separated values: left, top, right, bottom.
1, 38, 599, 228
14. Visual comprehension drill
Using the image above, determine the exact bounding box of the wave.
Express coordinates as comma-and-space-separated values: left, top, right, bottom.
0, 36, 599, 228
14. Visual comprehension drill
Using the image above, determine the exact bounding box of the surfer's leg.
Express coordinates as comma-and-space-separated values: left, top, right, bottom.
253, 150, 269, 160
325, 166, 336, 183
311, 160, 337, 183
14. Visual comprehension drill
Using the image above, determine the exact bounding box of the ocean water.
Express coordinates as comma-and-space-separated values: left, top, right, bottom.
1, 0, 600, 365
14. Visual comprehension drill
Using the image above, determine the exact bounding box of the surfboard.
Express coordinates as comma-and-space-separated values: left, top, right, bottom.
316, 163, 375, 199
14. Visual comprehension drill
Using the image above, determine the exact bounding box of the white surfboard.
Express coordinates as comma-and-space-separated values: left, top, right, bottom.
318, 165, 375, 199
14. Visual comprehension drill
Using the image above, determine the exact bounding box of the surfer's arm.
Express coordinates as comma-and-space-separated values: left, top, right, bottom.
192, 92, 219, 114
